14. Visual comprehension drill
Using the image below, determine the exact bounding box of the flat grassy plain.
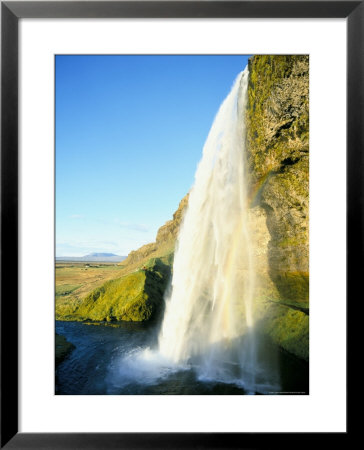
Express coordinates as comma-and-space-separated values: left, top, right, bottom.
56, 262, 126, 308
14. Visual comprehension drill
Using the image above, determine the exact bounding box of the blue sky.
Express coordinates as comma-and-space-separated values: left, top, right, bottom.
56, 55, 250, 256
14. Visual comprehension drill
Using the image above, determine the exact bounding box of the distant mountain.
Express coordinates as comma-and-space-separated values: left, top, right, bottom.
56, 253, 126, 263
85, 253, 118, 258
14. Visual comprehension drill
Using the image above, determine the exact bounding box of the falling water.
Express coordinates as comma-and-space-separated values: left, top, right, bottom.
158, 68, 258, 389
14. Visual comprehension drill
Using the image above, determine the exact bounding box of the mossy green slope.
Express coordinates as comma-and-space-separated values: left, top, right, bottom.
259, 304, 309, 361
56, 257, 171, 322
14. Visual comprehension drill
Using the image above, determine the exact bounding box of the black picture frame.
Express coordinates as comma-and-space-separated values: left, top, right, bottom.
1, 1, 358, 448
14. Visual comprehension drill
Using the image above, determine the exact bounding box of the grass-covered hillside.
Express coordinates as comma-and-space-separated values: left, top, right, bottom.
56, 262, 126, 300
56, 257, 172, 322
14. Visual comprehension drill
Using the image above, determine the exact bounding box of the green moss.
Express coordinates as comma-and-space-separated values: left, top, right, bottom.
268, 270, 309, 305
246, 55, 309, 180
55, 284, 81, 297
276, 237, 307, 248
268, 300, 309, 313
55, 295, 83, 319
261, 303, 309, 361
55, 333, 75, 366
56, 257, 172, 322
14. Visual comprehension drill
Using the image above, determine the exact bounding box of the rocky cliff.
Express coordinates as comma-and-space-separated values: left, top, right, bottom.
245, 55, 309, 360
120, 194, 189, 269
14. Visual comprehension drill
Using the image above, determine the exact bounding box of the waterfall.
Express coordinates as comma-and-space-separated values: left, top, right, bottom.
158, 68, 258, 387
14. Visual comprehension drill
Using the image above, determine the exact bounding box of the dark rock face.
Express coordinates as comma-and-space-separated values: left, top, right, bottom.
55, 333, 75, 366
246, 55, 309, 360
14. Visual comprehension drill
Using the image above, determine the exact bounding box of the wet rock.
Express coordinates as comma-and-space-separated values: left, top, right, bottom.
246, 55, 309, 360
55, 333, 75, 366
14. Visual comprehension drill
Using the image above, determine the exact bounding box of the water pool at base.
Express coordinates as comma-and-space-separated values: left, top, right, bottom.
55, 321, 308, 395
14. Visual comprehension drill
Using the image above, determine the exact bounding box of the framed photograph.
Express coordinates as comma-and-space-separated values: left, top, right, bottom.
1, 1, 357, 447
